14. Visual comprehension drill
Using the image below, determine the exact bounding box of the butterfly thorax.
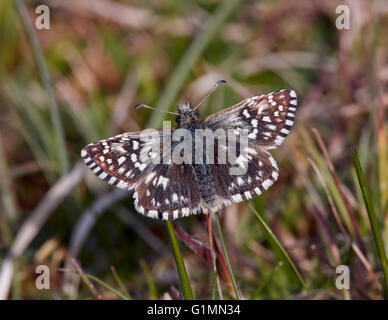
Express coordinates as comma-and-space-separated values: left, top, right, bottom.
175, 103, 200, 127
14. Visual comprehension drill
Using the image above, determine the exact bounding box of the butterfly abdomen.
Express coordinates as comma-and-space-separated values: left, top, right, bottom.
192, 163, 217, 209
179, 122, 218, 212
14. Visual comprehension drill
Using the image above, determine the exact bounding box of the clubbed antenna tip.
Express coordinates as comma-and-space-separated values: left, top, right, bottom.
193, 79, 227, 111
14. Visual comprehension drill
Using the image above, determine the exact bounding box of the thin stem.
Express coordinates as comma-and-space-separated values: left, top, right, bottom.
215, 212, 241, 300
207, 215, 223, 300
62, 266, 130, 300
71, 259, 100, 299
249, 204, 307, 291
111, 266, 131, 300
352, 148, 388, 299
14, 0, 69, 174
166, 221, 193, 300
207, 215, 216, 272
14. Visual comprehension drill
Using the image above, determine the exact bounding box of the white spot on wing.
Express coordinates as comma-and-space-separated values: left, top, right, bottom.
262, 116, 271, 122
262, 179, 273, 190
231, 194, 243, 203
243, 109, 251, 118
135, 162, 147, 171
157, 176, 169, 190
145, 171, 156, 183
99, 172, 108, 179
118, 156, 126, 165
244, 191, 252, 199
148, 210, 158, 218
182, 208, 190, 216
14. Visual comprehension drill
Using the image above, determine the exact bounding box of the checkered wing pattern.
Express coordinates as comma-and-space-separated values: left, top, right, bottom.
81, 130, 202, 220
209, 144, 279, 206
133, 164, 202, 220
81, 131, 156, 190
204, 89, 297, 149
203, 89, 297, 206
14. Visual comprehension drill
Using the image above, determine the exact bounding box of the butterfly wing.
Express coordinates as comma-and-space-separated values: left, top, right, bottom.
204, 89, 297, 149
202, 89, 298, 207
81, 130, 202, 220
133, 163, 202, 220
81, 131, 158, 190
208, 143, 279, 207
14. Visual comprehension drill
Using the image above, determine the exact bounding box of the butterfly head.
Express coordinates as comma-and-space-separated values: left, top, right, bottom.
176, 102, 200, 126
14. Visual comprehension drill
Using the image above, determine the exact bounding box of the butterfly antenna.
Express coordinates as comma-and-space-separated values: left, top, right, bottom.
193, 80, 227, 111
134, 104, 179, 116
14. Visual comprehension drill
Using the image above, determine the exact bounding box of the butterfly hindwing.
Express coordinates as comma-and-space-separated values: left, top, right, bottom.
134, 163, 202, 220
210, 143, 279, 204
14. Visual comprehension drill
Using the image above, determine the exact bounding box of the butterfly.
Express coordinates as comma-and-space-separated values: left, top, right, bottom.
81, 81, 297, 220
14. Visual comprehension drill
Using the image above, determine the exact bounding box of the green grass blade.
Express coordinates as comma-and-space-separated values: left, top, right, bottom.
85, 274, 129, 300
14, 0, 69, 174
352, 148, 388, 298
215, 212, 241, 300
62, 266, 130, 300
140, 259, 158, 299
249, 204, 307, 290
70, 259, 99, 299
166, 221, 193, 300
0, 136, 19, 226
300, 128, 353, 234
111, 266, 132, 300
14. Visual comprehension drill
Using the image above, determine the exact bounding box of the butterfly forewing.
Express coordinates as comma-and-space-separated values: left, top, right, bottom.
81, 131, 160, 190
81, 130, 202, 220
204, 89, 297, 149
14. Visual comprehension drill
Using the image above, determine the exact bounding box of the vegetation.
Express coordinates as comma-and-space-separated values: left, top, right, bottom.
0, 0, 387, 300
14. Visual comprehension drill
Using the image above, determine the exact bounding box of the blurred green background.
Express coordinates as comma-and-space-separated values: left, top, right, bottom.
0, 0, 388, 300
